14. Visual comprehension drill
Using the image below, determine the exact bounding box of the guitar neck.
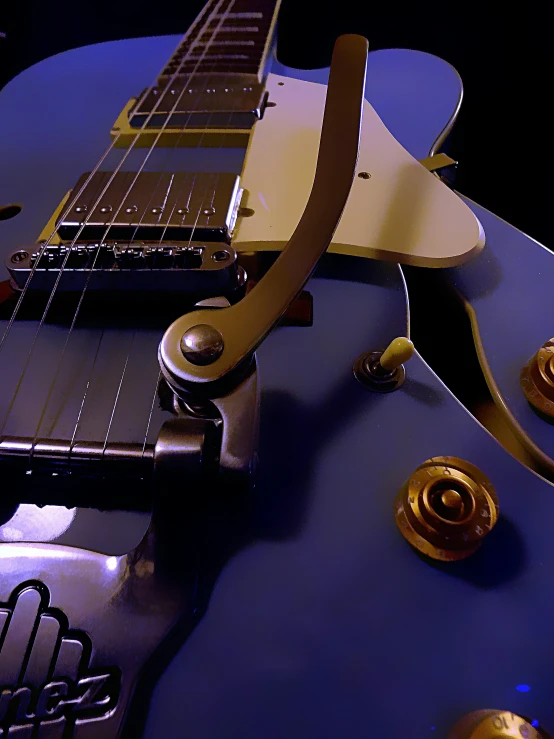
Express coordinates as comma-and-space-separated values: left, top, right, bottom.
158, 0, 282, 86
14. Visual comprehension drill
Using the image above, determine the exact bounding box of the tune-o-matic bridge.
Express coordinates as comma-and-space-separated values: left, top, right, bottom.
6, 242, 242, 293
5, 170, 245, 293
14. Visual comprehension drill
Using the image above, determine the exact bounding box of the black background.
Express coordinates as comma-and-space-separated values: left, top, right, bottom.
0, 0, 551, 246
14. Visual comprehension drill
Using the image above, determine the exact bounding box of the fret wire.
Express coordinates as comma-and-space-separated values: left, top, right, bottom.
160, 0, 279, 82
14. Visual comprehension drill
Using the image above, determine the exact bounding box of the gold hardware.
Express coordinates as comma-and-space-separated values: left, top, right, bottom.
448, 710, 543, 738
521, 339, 554, 418
395, 456, 499, 561
160, 35, 369, 393
418, 152, 457, 172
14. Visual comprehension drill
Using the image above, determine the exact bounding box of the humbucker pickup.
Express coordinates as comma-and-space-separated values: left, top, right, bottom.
129, 76, 267, 130
6, 242, 243, 294
56, 171, 242, 242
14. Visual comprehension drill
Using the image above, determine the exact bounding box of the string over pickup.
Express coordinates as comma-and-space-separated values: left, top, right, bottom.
56, 171, 242, 243
130, 76, 267, 130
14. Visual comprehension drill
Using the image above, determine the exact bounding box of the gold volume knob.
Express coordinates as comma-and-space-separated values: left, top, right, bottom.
521, 339, 554, 418
395, 457, 499, 561
448, 710, 544, 738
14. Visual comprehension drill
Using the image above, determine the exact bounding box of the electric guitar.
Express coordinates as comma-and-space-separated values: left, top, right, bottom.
0, 2, 552, 738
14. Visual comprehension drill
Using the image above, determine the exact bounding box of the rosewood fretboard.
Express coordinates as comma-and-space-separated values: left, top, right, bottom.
158, 0, 281, 85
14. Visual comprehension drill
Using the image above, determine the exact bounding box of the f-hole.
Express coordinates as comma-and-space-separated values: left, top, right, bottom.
0, 204, 23, 221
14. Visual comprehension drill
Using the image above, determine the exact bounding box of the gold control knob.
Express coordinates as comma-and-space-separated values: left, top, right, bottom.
448, 710, 544, 738
521, 339, 554, 418
395, 456, 499, 561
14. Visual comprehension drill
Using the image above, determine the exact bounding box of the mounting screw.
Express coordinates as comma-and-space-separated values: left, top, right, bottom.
212, 250, 230, 263
181, 324, 224, 366
11, 250, 29, 263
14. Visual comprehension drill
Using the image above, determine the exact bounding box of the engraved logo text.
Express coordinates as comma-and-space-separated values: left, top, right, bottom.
0, 584, 120, 735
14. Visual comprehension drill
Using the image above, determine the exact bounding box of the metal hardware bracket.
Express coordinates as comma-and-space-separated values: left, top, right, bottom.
418, 152, 457, 172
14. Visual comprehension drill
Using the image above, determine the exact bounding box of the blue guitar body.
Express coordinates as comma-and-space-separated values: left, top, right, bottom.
0, 33, 553, 739
448, 200, 554, 467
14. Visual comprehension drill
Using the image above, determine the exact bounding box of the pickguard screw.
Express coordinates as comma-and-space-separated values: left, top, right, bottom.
11, 250, 29, 263
212, 250, 229, 262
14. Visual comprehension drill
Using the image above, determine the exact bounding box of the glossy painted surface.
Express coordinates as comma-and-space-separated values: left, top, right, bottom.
3, 33, 552, 739
145, 343, 554, 739
449, 199, 554, 461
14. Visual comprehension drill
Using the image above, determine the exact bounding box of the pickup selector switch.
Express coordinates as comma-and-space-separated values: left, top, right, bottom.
353, 336, 414, 392
395, 457, 499, 561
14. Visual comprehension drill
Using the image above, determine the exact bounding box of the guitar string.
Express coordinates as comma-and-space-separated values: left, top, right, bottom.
65, 0, 265, 458
67, 0, 252, 466
398, 265, 411, 340
106, 12, 274, 460
135, 10, 276, 457
98, 3, 243, 459
0, 0, 220, 358
141, 371, 162, 458
33, 0, 236, 456
128, 16, 266, 457
0, 0, 226, 443
0, 16, 227, 445
0, 0, 234, 441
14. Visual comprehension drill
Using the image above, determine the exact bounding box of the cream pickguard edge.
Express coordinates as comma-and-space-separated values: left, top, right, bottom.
234, 73, 484, 267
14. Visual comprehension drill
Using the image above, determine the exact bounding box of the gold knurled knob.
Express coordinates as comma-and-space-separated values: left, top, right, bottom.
395, 457, 499, 561
521, 339, 554, 418
448, 710, 545, 738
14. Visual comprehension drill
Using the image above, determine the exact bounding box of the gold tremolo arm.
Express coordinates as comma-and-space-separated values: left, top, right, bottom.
159, 34, 369, 395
